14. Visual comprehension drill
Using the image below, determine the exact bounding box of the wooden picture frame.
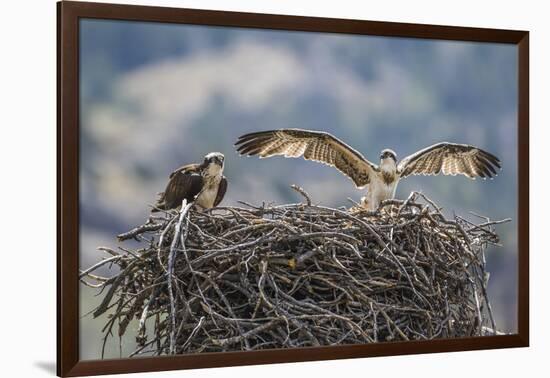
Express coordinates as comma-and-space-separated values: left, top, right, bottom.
57, 1, 529, 376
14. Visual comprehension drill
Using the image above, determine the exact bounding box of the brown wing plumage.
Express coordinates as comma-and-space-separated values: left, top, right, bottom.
153, 164, 204, 212
397, 142, 501, 179
214, 177, 228, 207
235, 129, 377, 188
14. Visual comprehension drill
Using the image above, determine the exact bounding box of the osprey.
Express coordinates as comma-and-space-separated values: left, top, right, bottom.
152, 152, 228, 212
235, 129, 501, 211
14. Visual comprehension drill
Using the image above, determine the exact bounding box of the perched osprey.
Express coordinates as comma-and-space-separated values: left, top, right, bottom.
235, 129, 501, 210
152, 152, 228, 212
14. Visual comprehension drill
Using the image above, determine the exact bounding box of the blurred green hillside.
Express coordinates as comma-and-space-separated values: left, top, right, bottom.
79, 19, 518, 360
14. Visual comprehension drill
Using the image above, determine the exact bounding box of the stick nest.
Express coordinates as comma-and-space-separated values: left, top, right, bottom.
81, 189, 505, 358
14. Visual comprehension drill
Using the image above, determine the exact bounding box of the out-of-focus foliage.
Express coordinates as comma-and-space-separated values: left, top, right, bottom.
79, 19, 518, 360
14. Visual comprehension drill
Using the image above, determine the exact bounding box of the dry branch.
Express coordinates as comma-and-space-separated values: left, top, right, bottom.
81, 190, 507, 358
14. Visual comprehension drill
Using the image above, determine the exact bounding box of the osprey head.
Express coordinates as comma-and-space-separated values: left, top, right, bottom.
203, 152, 225, 175
380, 149, 397, 163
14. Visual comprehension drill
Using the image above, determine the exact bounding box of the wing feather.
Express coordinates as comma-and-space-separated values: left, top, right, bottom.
154, 164, 203, 211
214, 177, 228, 207
235, 129, 377, 188
397, 143, 501, 179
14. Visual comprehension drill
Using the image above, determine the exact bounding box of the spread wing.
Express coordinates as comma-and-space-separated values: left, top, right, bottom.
235, 129, 377, 188
397, 142, 501, 179
154, 164, 203, 211
214, 176, 228, 207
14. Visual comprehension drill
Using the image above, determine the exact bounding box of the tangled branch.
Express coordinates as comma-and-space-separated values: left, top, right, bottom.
81, 189, 508, 358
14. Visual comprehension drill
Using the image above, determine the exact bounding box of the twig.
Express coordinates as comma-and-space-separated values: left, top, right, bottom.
167, 199, 193, 354
290, 184, 312, 206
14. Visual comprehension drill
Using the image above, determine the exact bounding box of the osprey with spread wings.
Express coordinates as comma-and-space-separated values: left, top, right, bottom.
235, 129, 501, 210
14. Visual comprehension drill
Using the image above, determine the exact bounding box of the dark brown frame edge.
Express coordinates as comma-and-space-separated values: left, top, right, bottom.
57, 1, 529, 376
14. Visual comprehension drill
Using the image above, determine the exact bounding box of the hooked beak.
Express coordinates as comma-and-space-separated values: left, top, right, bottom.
213, 156, 224, 166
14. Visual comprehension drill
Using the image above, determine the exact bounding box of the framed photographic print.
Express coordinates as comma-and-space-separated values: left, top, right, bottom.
57, 1, 529, 376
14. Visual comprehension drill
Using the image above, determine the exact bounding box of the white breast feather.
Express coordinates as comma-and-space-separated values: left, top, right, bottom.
196, 186, 218, 208
195, 175, 221, 209
362, 172, 399, 211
